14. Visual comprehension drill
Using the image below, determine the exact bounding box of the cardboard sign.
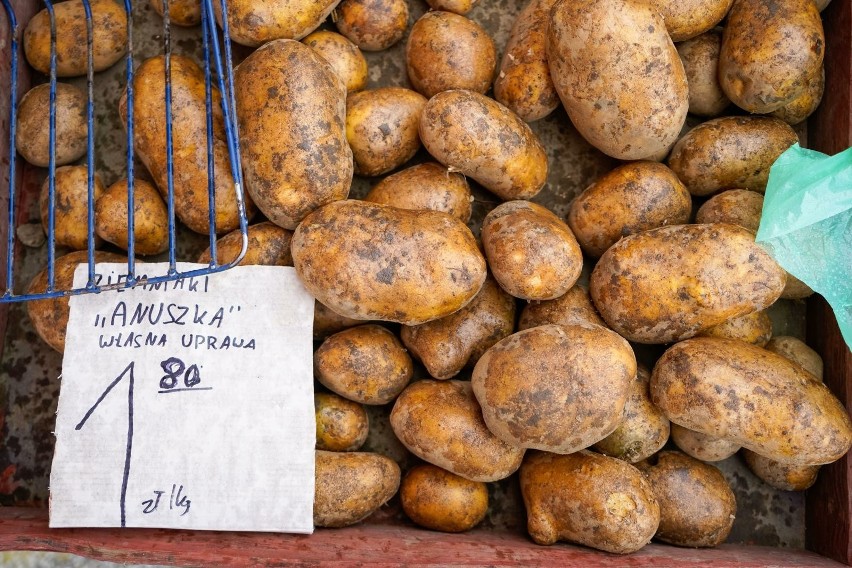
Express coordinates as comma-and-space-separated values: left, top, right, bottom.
49, 264, 316, 533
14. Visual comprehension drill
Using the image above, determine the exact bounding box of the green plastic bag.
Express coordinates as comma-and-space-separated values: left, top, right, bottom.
756, 143, 852, 349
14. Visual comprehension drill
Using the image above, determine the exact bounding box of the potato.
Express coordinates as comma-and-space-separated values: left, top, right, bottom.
314, 301, 364, 340
719, 0, 824, 113
651, 337, 852, 465
346, 88, 427, 176
315, 324, 413, 405
120, 55, 252, 235
766, 336, 823, 380
335, 0, 409, 51
781, 275, 814, 300
472, 324, 636, 453
16, 83, 87, 168
518, 285, 606, 331
676, 30, 730, 117
314, 450, 400, 527
39, 166, 104, 251
292, 200, 486, 325
493, 0, 559, 122
742, 449, 820, 491
235, 40, 350, 230
214, 0, 340, 47
24, 0, 127, 77
651, 0, 732, 42
695, 189, 764, 233
593, 366, 670, 464
406, 11, 496, 98
197, 222, 292, 267
547, 0, 688, 160
315, 392, 369, 451
420, 90, 547, 201
27, 250, 126, 353
425, 0, 478, 15
390, 380, 525, 482
95, 178, 167, 256
590, 224, 786, 344
670, 424, 740, 462
364, 162, 472, 222
482, 201, 582, 300
699, 310, 772, 347
401, 276, 515, 380
150, 0, 201, 26
400, 464, 488, 532
520, 451, 660, 553
567, 161, 691, 257
770, 68, 825, 126
304, 30, 368, 93
637, 451, 736, 547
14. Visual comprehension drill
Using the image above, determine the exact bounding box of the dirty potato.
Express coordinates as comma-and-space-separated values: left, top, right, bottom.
335, 0, 409, 51
676, 30, 730, 117
406, 11, 496, 98
314, 301, 364, 340
518, 285, 606, 330
304, 30, 368, 93
364, 162, 472, 222
292, 200, 487, 325
520, 451, 660, 553
547, 0, 688, 160
315, 392, 370, 451
95, 178, 168, 256
567, 161, 691, 257
770, 68, 825, 126
765, 336, 823, 380
695, 189, 764, 232
401, 464, 489, 532
742, 449, 820, 491
150, 0, 201, 26
315, 324, 413, 405
401, 276, 515, 380
390, 380, 525, 482
699, 310, 772, 347
236, 40, 351, 230
425, 0, 478, 14
197, 222, 293, 267
314, 450, 400, 527
39, 166, 105, 251
651, 0, 732, 42
670, 425, 740, 462
215, 0, 340, 47
16, 83, 87, 168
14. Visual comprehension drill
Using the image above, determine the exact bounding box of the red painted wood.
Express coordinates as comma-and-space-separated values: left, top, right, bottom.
0, 507, 844, 567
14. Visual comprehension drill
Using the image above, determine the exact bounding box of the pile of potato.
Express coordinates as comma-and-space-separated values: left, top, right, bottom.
17, 0, 849, 554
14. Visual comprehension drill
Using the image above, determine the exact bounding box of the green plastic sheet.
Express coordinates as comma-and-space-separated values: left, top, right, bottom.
756, 143, 852, 349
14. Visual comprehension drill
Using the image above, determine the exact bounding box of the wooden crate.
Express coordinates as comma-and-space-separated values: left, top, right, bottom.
0, 0, 849, 565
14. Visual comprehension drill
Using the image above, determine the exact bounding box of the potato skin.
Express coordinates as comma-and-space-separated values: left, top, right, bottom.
197, 222, 293, 267
314, 450, 400, 527
742, 449, 819, 491
593, 366, 670, 464
567, 161, 691, 258
17, 83, 87, 168
150, 0, 201, 26
520, 451, 660, 553
770, 68, 825, 126
518, 285, 606, 331
590, 224, 786, 344
719, 0, 824, 113
766, 336, 823, 380
651, 0, 732, 42
547, 0, 688, 160
472, 324, 636, 453
482, 201, 582, 300
651, 337, 852, 465
364, 162, 472, 222
668, 117, 798, 196
406, 11, 496, 98
336, 0, 409, 51
27, 250, 126, 353
236, 40, 351, 230
425, 0, 478, 14
493, 0, 560, 122
40, 166, 105, 251
95, 178, 168, 256
292, 200, 486, 325
401, 276, 515, 380
401, 464, 488, 532
420, 90, 547, 201
214, 0, 341, 47
695, 189, 764, 233
637, 451, 736, 547
304, 30, 368, 93
24, 0, 127, 77
670, 424, 740, 462
390, 380, 525, 482
677, 30, 730, 118
315, 392, 369, 451
315, 324, 413, 405
700, 310, 772, 347
346, 88, 427, 176
313, 301, 364, 340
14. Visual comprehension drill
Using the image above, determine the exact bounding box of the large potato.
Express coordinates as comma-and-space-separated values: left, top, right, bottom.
651, 0, 732, 42
16, 83, 87, 168
547, 0, 688, 160
472, 324, 636, 453
400, 464, 488, 532
95, 178, 168, 256
364, 162, 472, 222
493, 0, 559, 122
292, 200, 486, 325
567, 161, 691, 257
390, 380, 525, 482
590, 224, 786, 344
420, 90, 547, 201
150, 0, 201, 26
676, 30, 730, 117
719, 0, 824, 113
40, 166, 104, 251
121, 55, 252, 235
770, 68, 825, 126
518, 285, 605, 330
346, 88, 426, 176
236, 40, 351, 230
314, 450, 400, 527
304, 30, 368, 93
695, 189, 764, 232
651, 337, 852, 465
335, 0, 409, 51
670, 425, 740, 462
520, 451, 660, 553
766, 336, 823, 380
700, 310, 772, 347
668, 117, 798, 196
197, 222, 293, 267
24, 0, 127, 76
214, 0, 340, 47
315, 392, 369, 451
